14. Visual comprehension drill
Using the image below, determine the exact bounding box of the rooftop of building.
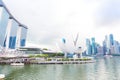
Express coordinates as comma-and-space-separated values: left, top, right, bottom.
0, 0, 28, 29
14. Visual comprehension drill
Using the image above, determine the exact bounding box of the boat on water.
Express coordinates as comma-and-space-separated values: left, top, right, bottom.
0, 74, 5, 79
104, 54, 113, 58
10, 63, 24, 66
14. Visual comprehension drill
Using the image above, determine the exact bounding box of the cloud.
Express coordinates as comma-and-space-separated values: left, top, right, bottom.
4, 0, 120, 50
95, 0, 120, 26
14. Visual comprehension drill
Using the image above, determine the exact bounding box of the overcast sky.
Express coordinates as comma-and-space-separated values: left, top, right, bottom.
3, 0, 120, 50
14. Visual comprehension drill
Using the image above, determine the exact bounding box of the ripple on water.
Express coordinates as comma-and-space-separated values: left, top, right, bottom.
1, 56, 120, 80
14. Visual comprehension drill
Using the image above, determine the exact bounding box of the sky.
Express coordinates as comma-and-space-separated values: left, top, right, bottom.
3, 0, 120, 51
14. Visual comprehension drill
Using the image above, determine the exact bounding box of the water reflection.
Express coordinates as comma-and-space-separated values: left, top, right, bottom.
0, 57, 120, 80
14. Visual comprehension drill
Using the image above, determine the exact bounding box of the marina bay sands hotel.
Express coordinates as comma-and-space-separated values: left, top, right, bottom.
0, 0, 28, 49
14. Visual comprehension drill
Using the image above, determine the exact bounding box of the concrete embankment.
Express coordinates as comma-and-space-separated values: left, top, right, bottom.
0, 57, 95, 65
28, 60, 95, 64
0, 60, 95, 64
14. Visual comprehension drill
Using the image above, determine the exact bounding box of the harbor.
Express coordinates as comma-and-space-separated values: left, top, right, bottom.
0, 56, 119, 80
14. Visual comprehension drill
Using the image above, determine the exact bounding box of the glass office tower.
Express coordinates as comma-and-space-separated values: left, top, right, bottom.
103, 40, 107, 55
109, 34, 114, 46
91, 37, 97, 55
86, 39, 92, 55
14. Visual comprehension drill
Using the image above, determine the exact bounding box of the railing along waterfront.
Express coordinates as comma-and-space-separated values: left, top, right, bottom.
0, 57, 95, 64
30, 58, 95, 64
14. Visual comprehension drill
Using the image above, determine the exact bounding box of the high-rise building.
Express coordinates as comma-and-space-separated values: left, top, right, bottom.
103, 40, 107, 55
0, 0, 28, 49
86, 38, 92, 55
8, 19, 18, 49
113, 41, 119, 54
109, 34, 114, 46
20, 26, 27, 47
105, 35, 110, 54
96, 44, 103, 54
91, 37, 97, 55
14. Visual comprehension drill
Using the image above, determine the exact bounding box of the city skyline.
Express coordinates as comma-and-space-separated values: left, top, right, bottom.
3, 0, 120, 50
85, 33, 120, 56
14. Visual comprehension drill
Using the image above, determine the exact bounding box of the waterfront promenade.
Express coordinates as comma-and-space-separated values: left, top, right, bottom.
0, 56, 119, 80
0, 57, 95, 64
30, 60, 95, 64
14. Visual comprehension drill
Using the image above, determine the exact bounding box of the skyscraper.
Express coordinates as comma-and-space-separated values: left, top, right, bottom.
113, 41, 119, 54
103, 40, 107, 55
86, 38, 92, 55
91, 37, 97, 55
105, 35, 110, 54
0, 0, 28, 49
20, 26, 27, 47
109, 34, 114, 46
9, 19, 18, 49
